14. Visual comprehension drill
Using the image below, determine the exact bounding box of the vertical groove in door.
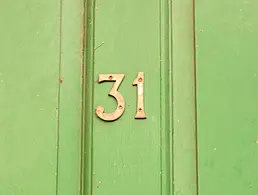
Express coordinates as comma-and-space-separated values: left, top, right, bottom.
55, 0, 63, 192
171, 0, 198, 194
81, 0, 95, 195
57, 0, 84, 194
159, 0, 173, 195
192, 0, 199, 193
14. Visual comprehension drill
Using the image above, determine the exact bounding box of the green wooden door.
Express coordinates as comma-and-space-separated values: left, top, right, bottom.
0, 0, 197, 194
196, 0, 258, 194
3, 0, 258, 195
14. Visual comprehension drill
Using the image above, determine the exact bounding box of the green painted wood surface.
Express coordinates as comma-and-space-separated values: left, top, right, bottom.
83, 0, 197, 195
56, 0, 83, 195
0, 0, 83, 194
91, 1, 163, 194
171, 0, 198, 194
196, 0, 258, 194
0, 0, 198, 194
0, 1, 60, 194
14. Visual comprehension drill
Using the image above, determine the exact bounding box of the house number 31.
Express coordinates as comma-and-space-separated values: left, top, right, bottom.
95, 72, 146, 121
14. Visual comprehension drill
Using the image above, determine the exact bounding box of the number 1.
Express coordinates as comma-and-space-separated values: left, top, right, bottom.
133, 72, 147, 119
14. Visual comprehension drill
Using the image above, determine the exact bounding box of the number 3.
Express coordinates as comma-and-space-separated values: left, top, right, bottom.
95, 74, 125, 121
95, 72, 146, 121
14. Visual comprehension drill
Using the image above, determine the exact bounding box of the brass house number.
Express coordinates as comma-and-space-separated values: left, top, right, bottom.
95, 72, 147, 121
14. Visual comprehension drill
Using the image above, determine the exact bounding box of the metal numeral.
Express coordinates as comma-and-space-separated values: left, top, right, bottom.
95, 74, 125, 121
95, 72, 147, 121
133, 72, 147, 119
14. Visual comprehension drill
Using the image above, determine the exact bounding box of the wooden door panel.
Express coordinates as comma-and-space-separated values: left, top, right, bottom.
196, 0, 258, 194
0, 0, 83, 194
83, 0, 197, 195
88, 1, 161, 195
0, 1, 60, 194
